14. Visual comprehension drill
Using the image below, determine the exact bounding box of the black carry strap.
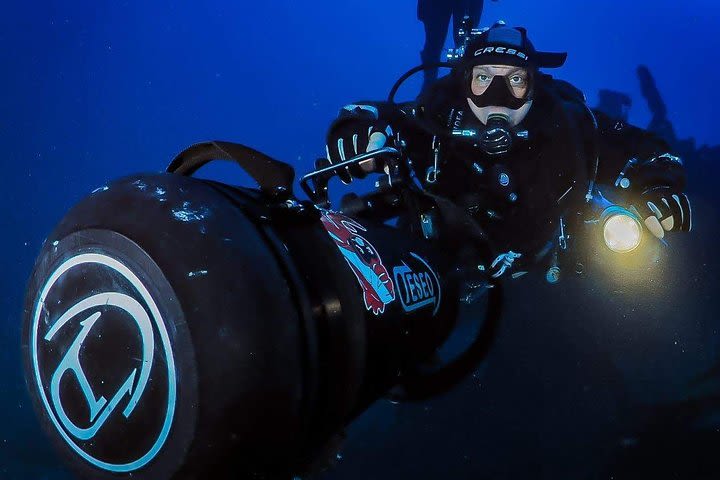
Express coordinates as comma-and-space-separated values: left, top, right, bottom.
167, 141, 295, 198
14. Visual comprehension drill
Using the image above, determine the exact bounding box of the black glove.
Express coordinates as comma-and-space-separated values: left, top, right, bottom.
634, 186, 692, 238
325, 106, 393, 184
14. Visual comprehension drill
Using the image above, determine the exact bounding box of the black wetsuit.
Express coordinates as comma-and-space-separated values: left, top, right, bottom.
418, 0, 485, 92
328, 73, 686, 269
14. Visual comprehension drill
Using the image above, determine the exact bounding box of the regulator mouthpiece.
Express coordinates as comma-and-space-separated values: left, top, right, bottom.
479, 114, 514, 155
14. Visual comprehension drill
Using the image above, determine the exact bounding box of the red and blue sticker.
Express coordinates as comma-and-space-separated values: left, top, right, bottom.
319, 211, 395, 315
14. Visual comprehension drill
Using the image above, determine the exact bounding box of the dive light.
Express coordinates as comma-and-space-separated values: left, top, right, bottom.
599, 205, 643, 253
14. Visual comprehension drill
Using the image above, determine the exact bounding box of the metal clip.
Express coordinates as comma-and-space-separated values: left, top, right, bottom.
426, 167, 438, 184
426, 136, 441, 184
559, 216, 568, 251
614, 157, 638, 188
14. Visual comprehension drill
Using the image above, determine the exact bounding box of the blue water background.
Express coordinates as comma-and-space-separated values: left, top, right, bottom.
1, 0, 719, 478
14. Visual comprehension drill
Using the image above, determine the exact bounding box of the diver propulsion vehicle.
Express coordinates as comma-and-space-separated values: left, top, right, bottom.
21, 141, 504, 479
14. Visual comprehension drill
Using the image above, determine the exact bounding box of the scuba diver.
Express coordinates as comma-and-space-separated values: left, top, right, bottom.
324, 22, 692, 280
418, 0, 499, 95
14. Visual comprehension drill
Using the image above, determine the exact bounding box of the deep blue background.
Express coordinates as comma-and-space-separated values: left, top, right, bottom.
1, 1, 719, 478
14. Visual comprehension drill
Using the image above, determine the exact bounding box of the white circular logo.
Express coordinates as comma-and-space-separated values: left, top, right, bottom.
30, 253, 177, 472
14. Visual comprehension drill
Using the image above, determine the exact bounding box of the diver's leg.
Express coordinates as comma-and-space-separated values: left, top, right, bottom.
452, 0, 484, 45
419, 0, 452, 94
468, 0, 484, 27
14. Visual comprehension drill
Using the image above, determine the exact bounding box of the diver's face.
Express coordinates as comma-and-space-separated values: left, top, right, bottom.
467, 64, 533, 126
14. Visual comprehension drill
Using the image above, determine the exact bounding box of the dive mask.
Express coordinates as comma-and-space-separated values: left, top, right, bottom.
465, 70, 533, 111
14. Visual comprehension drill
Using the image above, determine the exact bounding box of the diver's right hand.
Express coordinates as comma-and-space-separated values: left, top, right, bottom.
325, 113, 392, 184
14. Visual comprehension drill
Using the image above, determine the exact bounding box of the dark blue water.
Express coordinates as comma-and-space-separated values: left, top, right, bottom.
2, 1, 719, 478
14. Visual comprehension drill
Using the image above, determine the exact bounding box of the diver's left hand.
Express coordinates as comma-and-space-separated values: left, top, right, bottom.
634, 186, 692, 239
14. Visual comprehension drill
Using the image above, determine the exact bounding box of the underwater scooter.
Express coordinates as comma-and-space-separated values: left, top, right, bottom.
21, 139, 507, 480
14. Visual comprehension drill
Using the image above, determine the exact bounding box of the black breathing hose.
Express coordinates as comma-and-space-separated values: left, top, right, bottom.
387, 62, 456, 104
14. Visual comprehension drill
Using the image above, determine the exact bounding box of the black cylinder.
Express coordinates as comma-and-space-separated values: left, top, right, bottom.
22, 171, 465, 479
